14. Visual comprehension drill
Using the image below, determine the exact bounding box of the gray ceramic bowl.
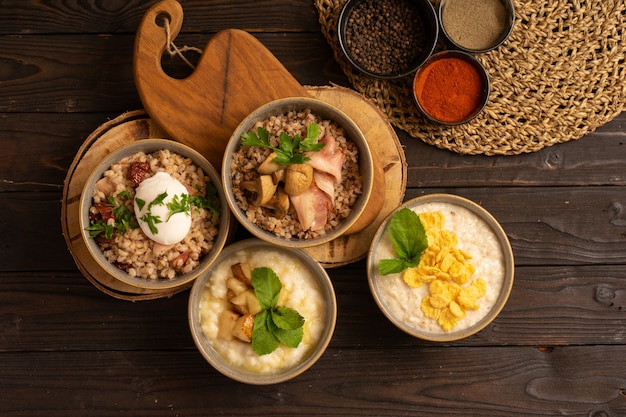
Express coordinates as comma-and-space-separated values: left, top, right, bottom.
367, 194, 514, 342
188, 238, 337, 384
79, 139, 231, 291
439, 0, 515, 54
337, 0, 439, 79
222, 97, 374, 248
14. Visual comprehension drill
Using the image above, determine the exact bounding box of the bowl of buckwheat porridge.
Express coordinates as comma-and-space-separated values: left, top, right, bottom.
367, 194, 514, 342
222, 97, 374, 248
188, 238, 337, 384
79, 139, 231, 291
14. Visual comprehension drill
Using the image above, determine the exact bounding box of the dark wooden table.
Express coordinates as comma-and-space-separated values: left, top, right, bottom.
2, 1, 626, 416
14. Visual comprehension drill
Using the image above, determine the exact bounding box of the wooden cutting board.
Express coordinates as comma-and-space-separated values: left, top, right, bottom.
133, 0, 388, 238
133, 0, 308, 170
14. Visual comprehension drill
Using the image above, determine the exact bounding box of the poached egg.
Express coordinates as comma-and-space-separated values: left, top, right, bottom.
134, 171, 191, 245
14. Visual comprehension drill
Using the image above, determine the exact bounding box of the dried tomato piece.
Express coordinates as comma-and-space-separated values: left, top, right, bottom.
128, 161, 150, 186
172, 250, 190, 270
172, 250, 191, 270
94, 202, 115, 222
95, 233, 114, 246
114, 262, 132, 271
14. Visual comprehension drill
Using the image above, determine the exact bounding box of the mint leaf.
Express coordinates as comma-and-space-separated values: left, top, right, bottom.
245, 267, 307, 355
379, 208, 428, 275
379, 258, 413, 275
269, 318, 303, 348
251, 267, 282, 310
271, 306, 305, 330
251, 311, 280, 356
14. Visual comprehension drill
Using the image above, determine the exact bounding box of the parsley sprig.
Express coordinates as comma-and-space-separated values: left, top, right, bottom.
190, 183, 220, 221
135, 187, 220, 235
379, 208, 428, 275
85, 191, 139, 239
136, 191, 168, 235
87, 181, 220, 240
241, 123, 324, 165
250, 267, 305, 356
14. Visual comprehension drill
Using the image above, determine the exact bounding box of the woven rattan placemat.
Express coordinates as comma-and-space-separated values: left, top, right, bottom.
315, 0, 626, 155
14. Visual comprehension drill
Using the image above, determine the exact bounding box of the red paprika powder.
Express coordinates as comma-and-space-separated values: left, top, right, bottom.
413, 55, 485, 123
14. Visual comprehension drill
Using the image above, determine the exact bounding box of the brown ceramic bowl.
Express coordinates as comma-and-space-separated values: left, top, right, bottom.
412, 50, 490, 125
367, 194, 514, 342
222, 97, 374, 249
188, 238, 337, 384
337, 0, 439, 79
79, 139, 231, 291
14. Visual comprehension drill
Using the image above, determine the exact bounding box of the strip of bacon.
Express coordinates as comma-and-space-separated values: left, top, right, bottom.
289, 182, 332, 232
313, 170, 336, 202
305, 136, 345, 184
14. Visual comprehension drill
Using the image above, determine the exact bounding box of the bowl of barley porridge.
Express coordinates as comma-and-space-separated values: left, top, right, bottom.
188, 238, 337, 384
367, 194, 514, 342
79, 139, 231, 291
222, 97, 374, 248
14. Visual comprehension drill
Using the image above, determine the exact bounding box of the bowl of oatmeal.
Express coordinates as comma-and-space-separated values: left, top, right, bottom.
188, 238, 337, 384
367, 194, 514, 342
222, 97, 374, 248
79, 139, 231, 291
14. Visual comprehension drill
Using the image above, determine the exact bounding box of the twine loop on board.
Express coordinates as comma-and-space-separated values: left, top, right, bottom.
162, 17, 203, 69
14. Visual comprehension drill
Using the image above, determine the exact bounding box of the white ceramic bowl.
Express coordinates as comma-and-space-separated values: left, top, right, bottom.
79, 139, 231, 291
188, 238, 337, 384
367, 194, 514, 342
222, 97, 374, 248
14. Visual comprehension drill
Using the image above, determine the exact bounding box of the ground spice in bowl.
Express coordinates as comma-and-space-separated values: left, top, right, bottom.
439, 0, 515, 53
338, 0, 438, 79
412, 51, 490, 125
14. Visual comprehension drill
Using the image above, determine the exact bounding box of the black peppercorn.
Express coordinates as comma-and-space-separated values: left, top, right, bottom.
344, 0, 427, 76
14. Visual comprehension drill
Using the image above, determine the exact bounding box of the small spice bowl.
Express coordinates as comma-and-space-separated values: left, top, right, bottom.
337, 0, 439, 79
412, 50, 490, 125
188, 238, 337, 384
367, 194, 514, 342
439, 0, 515, 53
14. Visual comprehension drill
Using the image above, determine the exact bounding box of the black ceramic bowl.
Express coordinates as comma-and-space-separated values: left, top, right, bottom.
337, 0, 438, 80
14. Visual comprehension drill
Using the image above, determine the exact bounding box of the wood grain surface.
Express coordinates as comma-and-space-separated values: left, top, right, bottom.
1, 0, 625, 416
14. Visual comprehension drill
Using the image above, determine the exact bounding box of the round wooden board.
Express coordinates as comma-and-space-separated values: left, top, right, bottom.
304, 85, 406, 267
61, 86, 406, 300
61, 110, 188, 300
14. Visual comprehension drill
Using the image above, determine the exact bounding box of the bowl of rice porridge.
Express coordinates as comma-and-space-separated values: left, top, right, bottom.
367, 194, 514, 342
222, 97, 374, 248
188, 238, 337, 384
79, 139, 231, 291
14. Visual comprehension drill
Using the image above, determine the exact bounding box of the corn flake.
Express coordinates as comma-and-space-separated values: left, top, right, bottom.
402, 268, 425, 288
408, 211, 487, 332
